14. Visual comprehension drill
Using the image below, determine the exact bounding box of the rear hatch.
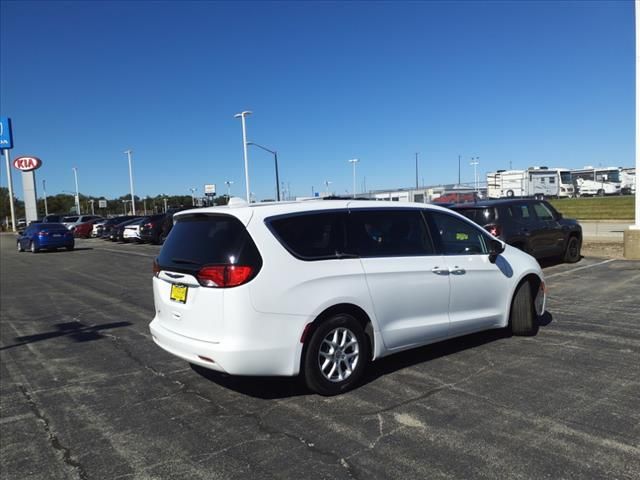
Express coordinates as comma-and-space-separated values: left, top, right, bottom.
153, 212, 261, 343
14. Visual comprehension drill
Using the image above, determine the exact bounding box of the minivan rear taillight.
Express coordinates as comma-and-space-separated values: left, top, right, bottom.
484, 224, 501, 237
197, 265, 254, 288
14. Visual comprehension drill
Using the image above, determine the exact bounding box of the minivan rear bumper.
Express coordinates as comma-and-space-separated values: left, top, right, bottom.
149, 318, 304, 376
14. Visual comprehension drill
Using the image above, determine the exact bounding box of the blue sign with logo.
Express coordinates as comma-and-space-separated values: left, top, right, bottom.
0, 117, 13, 149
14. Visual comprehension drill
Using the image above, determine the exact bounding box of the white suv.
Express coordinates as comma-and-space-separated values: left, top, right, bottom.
150, 199, 546, 395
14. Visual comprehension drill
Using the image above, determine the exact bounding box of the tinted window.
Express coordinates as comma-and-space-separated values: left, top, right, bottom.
43, 224, 69, 231
453, 207, 496, 225
157, 214, 262, 273
532, 202, 554, 221
509, 204, 532, 219
428, 212, 488, 255
348, 210, 434, 257
62, 216, 79, 222
267, 212, 345, 260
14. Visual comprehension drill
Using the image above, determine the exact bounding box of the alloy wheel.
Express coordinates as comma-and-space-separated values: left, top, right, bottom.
318, 327, 360, 382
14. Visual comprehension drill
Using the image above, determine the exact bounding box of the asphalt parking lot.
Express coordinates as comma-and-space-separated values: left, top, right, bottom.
1, 234, 639, 480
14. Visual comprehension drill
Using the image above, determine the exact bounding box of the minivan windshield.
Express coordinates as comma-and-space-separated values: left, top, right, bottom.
156, 214, 262, 273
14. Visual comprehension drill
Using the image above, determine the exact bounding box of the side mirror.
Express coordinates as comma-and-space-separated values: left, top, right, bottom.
488, 239, 505, 264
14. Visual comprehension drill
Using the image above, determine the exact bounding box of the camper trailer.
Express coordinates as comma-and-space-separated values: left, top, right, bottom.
486, 167, 573, 199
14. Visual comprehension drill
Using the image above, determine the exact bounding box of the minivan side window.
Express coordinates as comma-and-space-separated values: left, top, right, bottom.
347, 210, 435, 258
427, 212, 488, 255
267, 212, 346, 260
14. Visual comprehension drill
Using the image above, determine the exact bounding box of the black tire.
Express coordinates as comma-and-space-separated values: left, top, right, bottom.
30, 241, 39, 253
563, 236, 580, 263
597, 189, 604, 197
506, 190, 515, 198
303, 313, 370, 396
510, 281, 537, 336
17, 241, 24, 252
66, 244, 75, 251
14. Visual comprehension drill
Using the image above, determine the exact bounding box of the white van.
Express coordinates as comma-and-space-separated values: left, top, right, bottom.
150, 200, 546, 395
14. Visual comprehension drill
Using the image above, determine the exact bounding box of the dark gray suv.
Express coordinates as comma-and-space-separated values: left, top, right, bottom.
451, 199, 582, 263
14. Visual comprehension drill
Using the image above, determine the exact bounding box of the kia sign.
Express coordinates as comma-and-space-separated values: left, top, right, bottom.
0, 117, 13, 149
13, 156, 42, 172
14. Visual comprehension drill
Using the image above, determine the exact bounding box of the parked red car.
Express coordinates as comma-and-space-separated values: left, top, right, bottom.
74, 219, 101, 238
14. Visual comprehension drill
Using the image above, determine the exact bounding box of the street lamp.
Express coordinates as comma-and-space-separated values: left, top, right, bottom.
124, 149, 136, 215
72, 167, 81, 214
324, 180, 332, 197
470, 157, 480, 192
225, 180, 234, 197
247, 141, 281, 201
348, 158, 359, 198
42, 179, 49, 216
234, 110, 252, 202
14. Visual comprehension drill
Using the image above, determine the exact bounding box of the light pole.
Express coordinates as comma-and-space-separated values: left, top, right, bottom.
247, 141, 281, 201
470, 157, 480, 192
163, 197, 168, 213
89, 199, 95, 215
72, 167, 81, 214
234, 110, 252, 202
348, 158, 359, 198
225, 180, 234, 197
122, 199, 130, 215
42, 179, 49, 216
324, 180, 332, 197
190, 187, 197, 206
124, 149, 136, 215
415, 152, 419, 188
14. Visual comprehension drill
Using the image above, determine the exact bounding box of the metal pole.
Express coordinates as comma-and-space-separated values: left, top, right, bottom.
234, 111, 252, 202
143, 198, 147, 215
3, 149, 16, 231
72, 167, 81, 214
415, 152, 419, 188
163, 197, 168, 213
348, 158, 359, 198
274, 151, 281, 201
458, 155, 461, 185
125, 150, 136, 215
42, 179, 49, 216
90, 199, 94, 215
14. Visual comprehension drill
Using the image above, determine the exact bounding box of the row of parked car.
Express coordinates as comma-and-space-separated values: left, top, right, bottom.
35, 209, 189, 245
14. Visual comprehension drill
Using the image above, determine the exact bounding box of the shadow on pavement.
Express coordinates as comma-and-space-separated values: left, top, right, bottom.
191, 313, 554, 399
0, 321, 132, 351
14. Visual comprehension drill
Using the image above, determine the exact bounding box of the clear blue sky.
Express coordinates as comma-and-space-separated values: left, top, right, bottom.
0, 0, 634, 201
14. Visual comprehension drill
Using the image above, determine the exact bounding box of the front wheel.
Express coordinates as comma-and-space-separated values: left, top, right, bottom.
30, 241, 39, 253
303, 314, 370, 396
563, 236, 580, 263
510, 281, 537, 336
17, 241, 24, 252
66, 244, 75, 251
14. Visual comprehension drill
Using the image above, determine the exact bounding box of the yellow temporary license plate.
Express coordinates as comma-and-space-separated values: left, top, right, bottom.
170, 284, 188, 304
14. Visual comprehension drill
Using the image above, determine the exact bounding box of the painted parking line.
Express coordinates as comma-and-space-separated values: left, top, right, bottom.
545, 259, 616, 279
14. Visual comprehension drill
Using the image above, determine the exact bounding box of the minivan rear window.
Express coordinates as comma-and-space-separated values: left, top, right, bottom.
157, 214, 262, 273
453, 208, 496, 225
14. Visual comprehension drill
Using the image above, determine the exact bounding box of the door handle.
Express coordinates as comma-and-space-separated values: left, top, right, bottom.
450, 266, 466, 275
431, 267, 450, 275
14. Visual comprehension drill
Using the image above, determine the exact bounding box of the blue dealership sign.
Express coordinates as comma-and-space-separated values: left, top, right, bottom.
0, 117, 13, 149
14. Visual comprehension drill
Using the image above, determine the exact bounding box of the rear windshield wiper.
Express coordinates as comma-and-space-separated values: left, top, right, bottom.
171, 257, 200, 265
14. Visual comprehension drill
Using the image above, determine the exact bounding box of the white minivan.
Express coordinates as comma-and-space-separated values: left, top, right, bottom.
150, 199, 546, 395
